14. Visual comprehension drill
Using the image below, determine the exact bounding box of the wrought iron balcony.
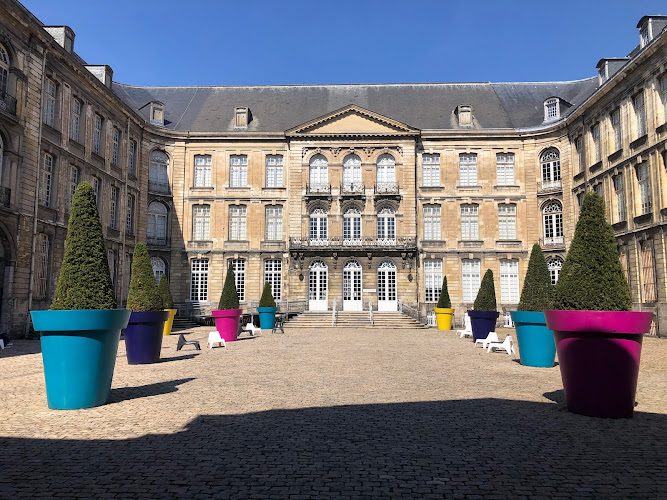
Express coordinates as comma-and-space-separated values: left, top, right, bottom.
341, 183, 364, 195
306, 183, 331, 195
0, 91, 17, 116
147, 236, 168, 246
289, 236, 416, 250
543, 236, 565, 246
0, 186, 10, 208
374, 182, 399, 195
541, 179, 562, 191
148, 180, 171, 194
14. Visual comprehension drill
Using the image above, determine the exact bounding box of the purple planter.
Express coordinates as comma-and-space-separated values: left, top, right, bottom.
468, 310, 500, 342
124, 310, 170, 365
212, 309, 243, 342
544, 310, 652, 418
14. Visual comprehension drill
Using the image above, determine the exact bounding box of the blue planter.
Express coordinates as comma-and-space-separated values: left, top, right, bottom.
124, 310, 169, 364
468, 310, 500, 342
257, 307, 277, 330
30, 309, 131, 410
510, 311, 556, 368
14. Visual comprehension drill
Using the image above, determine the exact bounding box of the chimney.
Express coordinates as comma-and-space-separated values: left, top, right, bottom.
596, 58, 630, 85
43, 26, 75, 54
85, 65, 113, 88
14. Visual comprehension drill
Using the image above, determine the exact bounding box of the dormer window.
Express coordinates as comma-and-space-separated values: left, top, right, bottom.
150, 101, 164, 126
544, 98, 560, 122
598, 64, 607, 85
640, 24, 650, 47
235, 107, 248, 128
457, 105, 472, 127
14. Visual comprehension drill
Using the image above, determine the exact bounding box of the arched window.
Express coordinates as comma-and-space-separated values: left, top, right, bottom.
149, 150, 170, 193
343, 207, 362, 244
309, 207, 328, 244
541, 149, 561, 189
343, 154, 362, 186
148, 202, 168, 245
542, 201, 563, 245
0, 44, 9, 97
376, 154, 396, 184
151, 256, 166, 283
309, 154, 328, 190
547, 256, 563, 285
377, 208, 396, 244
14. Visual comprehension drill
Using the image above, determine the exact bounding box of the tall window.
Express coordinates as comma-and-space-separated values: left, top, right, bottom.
151, 257, 166, 283
459, 153, 477, 186
591, 123, 601, 163
265, 205, 283, 240
547, 257, 563, 285
633, 91, 646, 138
91, 176, 100, 209
194, 154, 212, 187
611, 109, 622, 152
34, 233, 50, 299
498, 204, 517, 240
148, 202, 168, 244
70, 98, 82, 142
343, 155, 362, 187
309, 154, 328, 189
613, 174, 626, 222
43, 78, 56, 128
128, 140, 136, 176
190, 259, 209, 301
126, 194, 135, 235
422, 154, 440, 187
111, 128, 120, 166
266, 154, 283, 188
309, 208, 328, 242
343, 207, 362, 244
230, 259, 246, 301
376, 208, 396, 243
575, 137, 584, 172
541, 149, 561, 188
92, 114, 103, 155
229, 205, 247, 240
661, 75, 667, 122
0, 45, 8, 97
68, 165, 79, 208
637, 164, 651, 215
264, 260, 282, 300
619, 251, 630, 286
641, 241, 656, 302
109, 186, 118, 229
149, 150, 169, 193
230, 155, 248, 187
500, 259, 519, 303
376, 154, 396, 185
424, 259, 442, 303
40, 153, 53, 207
543, 201, 564, 245
192, 205, 210, 241
423, 205, 441, 240
461, 204, 479, 240
496, 153, 515, 186
462, 259, 481, 303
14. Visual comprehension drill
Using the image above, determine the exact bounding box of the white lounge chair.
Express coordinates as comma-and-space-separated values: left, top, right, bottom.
475, 331, 499, 349
457, 313, 472, 338
207, 331, 227, 349
486, 335, 515, 355
241, 322, 262, 336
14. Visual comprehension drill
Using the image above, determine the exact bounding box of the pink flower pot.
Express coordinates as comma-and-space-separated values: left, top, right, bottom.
212, 309, 243, 342
544, 310, 653, 418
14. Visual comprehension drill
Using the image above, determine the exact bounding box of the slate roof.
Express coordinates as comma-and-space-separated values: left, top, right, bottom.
112, 78, 599, 133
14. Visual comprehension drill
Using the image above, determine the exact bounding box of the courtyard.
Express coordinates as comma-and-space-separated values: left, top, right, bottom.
1, 326, 667, 499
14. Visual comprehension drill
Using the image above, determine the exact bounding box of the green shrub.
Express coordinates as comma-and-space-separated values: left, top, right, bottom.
552, 192, 631, 311
259, 281, 276, 308
473, 269, 497, 311
518, 244, 553, 312
157, 275, 174, 309
126, 243, 163, 311
50, 182, 116, 310
436, 277, 451, 308
218, 263, 239, 310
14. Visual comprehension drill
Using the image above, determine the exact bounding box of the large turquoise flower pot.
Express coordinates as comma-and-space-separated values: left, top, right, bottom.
30, 309, 131, 410
510, 311, 556, 368
257, 307, 277, 329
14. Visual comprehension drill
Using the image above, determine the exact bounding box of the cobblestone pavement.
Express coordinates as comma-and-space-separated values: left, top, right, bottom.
1, 326, 666, 499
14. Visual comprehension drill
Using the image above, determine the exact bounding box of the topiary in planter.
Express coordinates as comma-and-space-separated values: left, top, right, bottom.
473, 269, 497, 311
218, 263, 240, 311
434, 276, 454, 330
126, 243, 163, 312
436, 277, 451, 309
518, 244, 553, 312
214, 263, 242, 341
259, 281, 276, 308
469, 269, 499, 341
157, 275, 174, 310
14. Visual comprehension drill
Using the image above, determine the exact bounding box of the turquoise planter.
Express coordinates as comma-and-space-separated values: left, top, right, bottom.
510, 311, 556, 368
257, 307, 277, 329
30, 309, 131, 410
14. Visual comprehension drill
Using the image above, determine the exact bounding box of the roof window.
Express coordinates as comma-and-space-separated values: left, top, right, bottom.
456, 105, 472, 127
544, 98, 560, 122
150, 101, 164, 126
235, 107, 249, 129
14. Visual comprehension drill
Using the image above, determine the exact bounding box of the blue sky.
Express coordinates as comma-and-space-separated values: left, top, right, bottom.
21, 0, 667, 86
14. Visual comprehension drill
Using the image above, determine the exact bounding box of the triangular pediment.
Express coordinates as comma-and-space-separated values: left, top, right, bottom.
286, 105, 419, 137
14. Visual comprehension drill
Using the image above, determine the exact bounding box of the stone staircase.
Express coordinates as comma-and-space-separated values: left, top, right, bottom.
171, 316, 201, 331
285, 311, 427, 329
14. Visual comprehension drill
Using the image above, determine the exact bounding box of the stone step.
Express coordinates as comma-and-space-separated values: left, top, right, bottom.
285, 311, 427, 329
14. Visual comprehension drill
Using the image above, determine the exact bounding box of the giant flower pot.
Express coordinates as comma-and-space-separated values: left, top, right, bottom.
213, 308, 243, 342
433, 307, 455, 330
124, 310, 169, 365
30, 309, 131, 410
257, 307, 277, 330
163, 309, 177, 336
510, 311, 556, 368
544, 309, 652, 418
468, 310, 500, 342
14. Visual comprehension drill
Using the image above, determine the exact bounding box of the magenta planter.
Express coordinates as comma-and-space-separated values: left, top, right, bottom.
212, 309, 242, 342
544, 309, 652, 418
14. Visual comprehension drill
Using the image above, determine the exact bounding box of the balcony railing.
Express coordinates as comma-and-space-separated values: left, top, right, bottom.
0, 186, 10, 208
0, 91, 17, 116
374, 182, 399, 195
147, 236, 167, 246
543, 236, 565, 246
290, 236, 416, 250
148, 180, 171, 194
306, 183, 331, 195
342, 238, 363, 246
341, 183, 364, 195
541, 179, 562, 191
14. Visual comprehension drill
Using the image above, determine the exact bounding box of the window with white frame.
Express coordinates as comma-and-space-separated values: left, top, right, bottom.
265, 205, 283, 240
591, 123, 601, 163
0, 44, 8, 97
192, 205, 210, 241
376, 154, 396, 185
266, 154, 283, 188
461, 259, 481, 303
660, 75, 667, 122
70, 98, 82, 142
149, 151, 169, 193
459, 153, 477, 186
194, 154, 212, 187
43, 78, 56, 128
190, 259, 209, 301
68, 165, 79, 208
230, 155, 248, 187
343, 207, 362, 244
547, 257, 563, 285
91, 176, 100, 209
543, 201, 563, 244
92, 114, 103, 155
633, 91, 647, 138
496, 153, 515, 185
111, 128, 120, 166
422, 154, 440, 187
424, 259, 442, 303
230, 259, 246, 301
498, 204, 517, 240
641, 240, 656, 302
34, 233, 49, 299
461, 204, 479, 240
309, 154, 328, 188
126, 193, 135, 235
575, 137, 584, 172
423, 205, 441, 240
128, 140, 136, 176
343, 155, 362, 186
376, 208, 395, 242
614, 174, 626, 222
40, 153, 53, 207
151, 257, 165, 284
594, 183, 603, 198
500, 259, 519, 303
544, 98, 559, 121
148, 202, 168, 243
541, 149, 561, 187
611, 109, 622, 152
109, 186, 118, 229
309, 208, 328, 242
636, 163, 651, 215
229, 205, 247, 240
264, 259, 282, 300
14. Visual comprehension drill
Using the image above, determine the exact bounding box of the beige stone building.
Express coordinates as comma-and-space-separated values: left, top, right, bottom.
0, 0, 665, 336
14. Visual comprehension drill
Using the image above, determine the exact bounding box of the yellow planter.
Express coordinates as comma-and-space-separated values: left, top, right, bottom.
163, 309, 177, 336
434, 308, 455, 330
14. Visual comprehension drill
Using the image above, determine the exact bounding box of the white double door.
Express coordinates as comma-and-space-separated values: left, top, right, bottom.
377, 261, 397, 311
308, 261, 328, 311
343, 261, 363, 311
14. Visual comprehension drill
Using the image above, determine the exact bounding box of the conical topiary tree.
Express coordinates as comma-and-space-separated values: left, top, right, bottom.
473, 269, 497, 311
50, 182, 116, 310
552, 191, 631, 311
218, 262, 239, 310
259, 281, 276, 308
518, 244, 553, 311
436, 277, 451, 308
157, 275, 174, 310
126, 243, 163, 311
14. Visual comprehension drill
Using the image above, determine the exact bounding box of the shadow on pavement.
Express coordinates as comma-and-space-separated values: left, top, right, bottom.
158, 353, 200, 363
0, 339, 41, 358
108, 378, 194, 404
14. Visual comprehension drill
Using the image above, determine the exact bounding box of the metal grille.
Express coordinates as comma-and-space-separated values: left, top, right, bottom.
34, 233, 49, 299
641, 241, 656, 302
